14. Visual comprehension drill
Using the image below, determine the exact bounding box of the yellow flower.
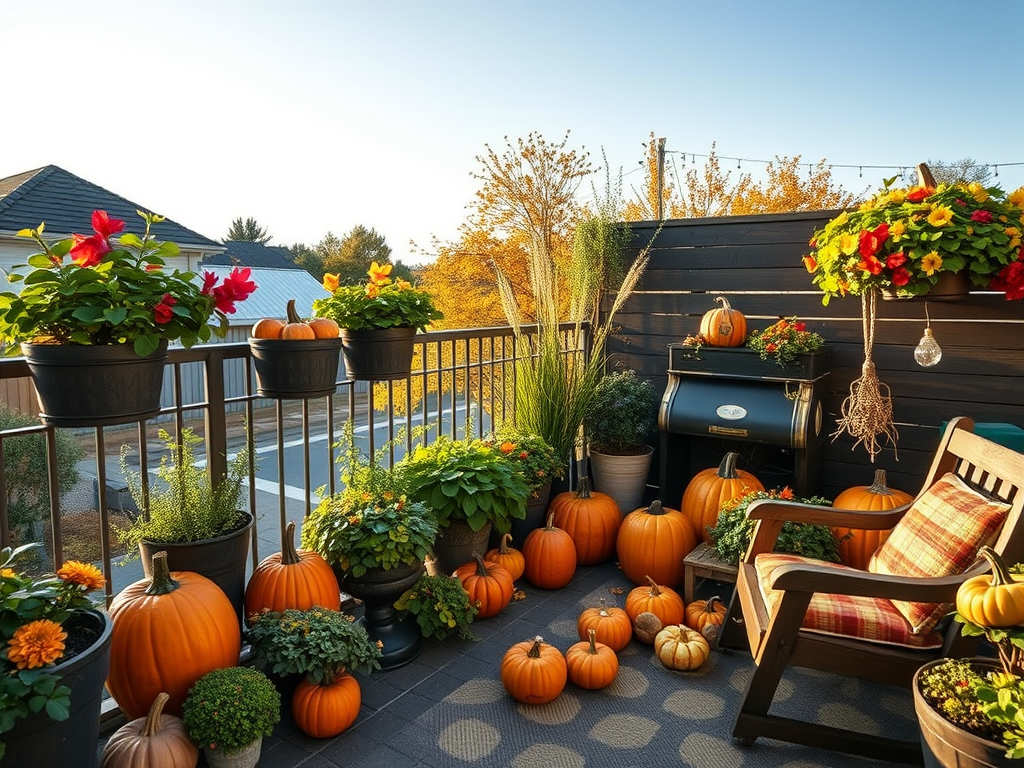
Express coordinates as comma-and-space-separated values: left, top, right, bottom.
396, 278, 412, 290
838, 232, 859, 256
927, 206, 954, 227
888, 189, 907, 204
921, 251, 943, 276
367, 261, 393, 284
57, 560, 105, 591
1008, 188, 1024, 207
7, 619, 67, 669
0, 568, 15, 578
365, 283, 379, 299
889, 219, 907, 239
322, 273, 340, 293
1005, 227, 1021, 239
967, 182, 989, 203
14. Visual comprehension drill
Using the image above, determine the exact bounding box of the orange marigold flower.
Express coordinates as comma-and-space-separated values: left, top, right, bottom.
367, 260, 393, 284
57, 560, 105, 590
499, 442, 516, 454
365, 283, 379, 299
7, 619, 67, 669
778, 487, 795, 500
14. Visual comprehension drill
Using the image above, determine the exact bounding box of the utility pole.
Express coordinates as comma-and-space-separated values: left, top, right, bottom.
656, 137, 666, 220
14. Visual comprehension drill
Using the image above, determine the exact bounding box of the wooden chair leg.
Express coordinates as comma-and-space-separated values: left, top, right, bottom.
715, 590, 748, 651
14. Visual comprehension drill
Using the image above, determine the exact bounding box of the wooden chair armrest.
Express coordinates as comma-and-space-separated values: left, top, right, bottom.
746, 498, 911, 529
769, 559, 989, 603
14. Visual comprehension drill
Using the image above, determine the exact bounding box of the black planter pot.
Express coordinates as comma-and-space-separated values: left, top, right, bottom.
914, 657, 1013, 768
139, 512, 254, 626
340, 327, 416, 381
495, 483, 550, 549
21, 341, 168, 427
3, 609, 113, 768
883, 270, 972, 302
249, 337, 343, 399
338, 561, 425, 670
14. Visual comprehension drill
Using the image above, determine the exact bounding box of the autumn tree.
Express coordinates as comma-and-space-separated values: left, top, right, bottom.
729, 156, 856, 214
290, 227, 411, 284
225, 217, 272, 243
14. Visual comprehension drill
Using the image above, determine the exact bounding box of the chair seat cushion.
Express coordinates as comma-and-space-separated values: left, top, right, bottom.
867, 472, 1010, 634
755, 553, 944, 649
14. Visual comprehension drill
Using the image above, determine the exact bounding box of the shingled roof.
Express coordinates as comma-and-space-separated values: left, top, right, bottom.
0, 165, 221, 249
203, 240, 301, 270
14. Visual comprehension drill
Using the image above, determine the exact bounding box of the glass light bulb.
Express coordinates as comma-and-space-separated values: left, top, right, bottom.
914, 327, 942, 367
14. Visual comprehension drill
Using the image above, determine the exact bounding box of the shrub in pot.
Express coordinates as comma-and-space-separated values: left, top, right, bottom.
485, 425, 564, 542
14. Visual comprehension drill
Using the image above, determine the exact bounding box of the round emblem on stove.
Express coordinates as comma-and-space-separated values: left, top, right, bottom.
716, 404, 747, 420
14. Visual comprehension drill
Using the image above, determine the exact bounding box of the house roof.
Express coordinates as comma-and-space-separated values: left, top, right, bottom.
200, 266, 329, 324
0, 165, 222, 249
202, 240, 300, 270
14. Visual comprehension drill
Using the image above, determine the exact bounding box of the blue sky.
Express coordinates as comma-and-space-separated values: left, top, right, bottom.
3, 0, 1022, 264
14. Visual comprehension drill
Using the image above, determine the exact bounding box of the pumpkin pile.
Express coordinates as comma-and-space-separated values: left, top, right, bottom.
252, 299, 340, 340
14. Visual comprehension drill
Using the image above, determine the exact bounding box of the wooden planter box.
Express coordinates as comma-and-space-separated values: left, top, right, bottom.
667, 345, 831, 382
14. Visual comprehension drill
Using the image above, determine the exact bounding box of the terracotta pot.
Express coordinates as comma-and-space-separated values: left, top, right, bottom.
203, 738, 262, 768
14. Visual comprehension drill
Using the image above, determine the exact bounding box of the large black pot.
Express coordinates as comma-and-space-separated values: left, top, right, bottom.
249, 337, 343, 399
3, 609, 113, 768
914, 657, 1013, 768
340, 326, 416, 381
139, 512, 254, 626
432, 519, 492, 576
21, 341, 167, 427
338, 560, 425, 670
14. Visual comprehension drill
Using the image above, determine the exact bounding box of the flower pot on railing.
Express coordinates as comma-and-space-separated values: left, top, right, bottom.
882, 270, 972, 302
21, 341, 168, 427
249, 337, 343, 399
340, 326, 417, 381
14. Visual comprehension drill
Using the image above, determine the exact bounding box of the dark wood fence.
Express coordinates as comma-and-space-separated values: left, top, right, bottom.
608, 212, 1024, 502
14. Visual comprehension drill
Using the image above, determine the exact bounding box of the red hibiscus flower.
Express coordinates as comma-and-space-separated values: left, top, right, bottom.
906, 187, 933, 203
891, 267, 911, 286
154, 294, 177, 324
90, 210, 125, 240
857, 254, 884, 275
971, 209, 993, 223
858, 223, 889, 258
200, 271, 218, 295
886, 252, 907, 269
211, 267, 257, 314
989, 262, 1024, 301
69, 234, 111, 267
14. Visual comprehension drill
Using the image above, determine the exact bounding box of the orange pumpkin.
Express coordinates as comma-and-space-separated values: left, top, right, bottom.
566, 629, 619, 690
455, 553, 514, 619
500, 635, 567, 705
522, 514, 577, 589
101, 692, 198, 768
251, 316, 285, 339
625, 575, 686, 627
681, 452, 764, 543
616, 500, 696, 586
282, 299, 316, 340
308, 316, 341, 339
684, 595, 727, 636
549, 477, 621, 565
244, 521, 341, 622
107, 552, 242, 719
485, 533, 525, 581
292, 672, 361, 738
577, 602, 632, 652
699, 295, 746, 347
833, 469, 914, 569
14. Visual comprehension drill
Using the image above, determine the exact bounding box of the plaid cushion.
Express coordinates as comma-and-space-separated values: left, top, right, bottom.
867, 472, 1010, 634
755, 553, 943, 649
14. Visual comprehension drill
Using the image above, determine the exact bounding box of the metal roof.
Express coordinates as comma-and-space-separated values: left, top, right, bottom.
198, 266, 329, 324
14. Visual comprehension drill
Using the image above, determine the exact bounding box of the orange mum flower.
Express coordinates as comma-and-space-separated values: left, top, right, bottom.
57, 560, 105, 591
322, 273, 340, 293
7, 619, 67, 669
367, 261, 393, 284
499, 441, 516, 454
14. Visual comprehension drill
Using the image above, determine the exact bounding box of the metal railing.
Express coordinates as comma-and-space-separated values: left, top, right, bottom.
0, 323, 588, 601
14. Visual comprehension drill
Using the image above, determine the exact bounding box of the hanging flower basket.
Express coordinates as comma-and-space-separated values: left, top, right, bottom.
249, 337, 343, 398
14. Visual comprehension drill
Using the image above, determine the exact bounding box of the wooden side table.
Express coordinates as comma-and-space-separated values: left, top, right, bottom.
682, 541, 739, 603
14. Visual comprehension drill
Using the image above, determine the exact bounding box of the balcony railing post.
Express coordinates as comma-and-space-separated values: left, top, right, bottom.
204, 347, 228, 485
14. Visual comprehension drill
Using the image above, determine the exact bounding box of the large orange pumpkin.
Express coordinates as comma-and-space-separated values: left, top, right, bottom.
455, 553, 514, 619
292, 672, 361, 738
549, 477, 621, 565
566, 629, 619, 690
244, 520, 341, 623
522, 514, 577, 589
485, 533, 525, 581
833, 469, 914, 569
577, 602, 632, 652
500, 635, 567, 705
107, 552, 242, 719
681, 452, 764, 543
699, 296, 746, 347
616, 500, 696, 587
625, 575, 686, 627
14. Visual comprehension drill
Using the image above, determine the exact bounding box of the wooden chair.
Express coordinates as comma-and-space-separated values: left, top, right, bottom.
717, 417, 1024, 763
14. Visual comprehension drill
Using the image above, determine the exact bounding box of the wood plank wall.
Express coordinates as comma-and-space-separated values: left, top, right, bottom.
605, 211, 1024, 501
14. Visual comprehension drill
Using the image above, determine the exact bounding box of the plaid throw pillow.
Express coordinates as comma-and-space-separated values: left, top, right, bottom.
868, 472, 1010, 634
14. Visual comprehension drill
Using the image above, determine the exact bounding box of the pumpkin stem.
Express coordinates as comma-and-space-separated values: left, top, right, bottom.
978, 546, 1015, 588
281, 520, 301, 566
141, 692, 170, 737
544, 513, 557, 530
575, 476, 594, 499
286, 298, 303, 324
500, 532, 514, 554
717, 452, 740, 479
472, 552, 490, 576
587, 628, 598, 654
528, 636, 545, 658
867, 469, 896, 495
715, 296, 733, 310
644, 574, 662, 595
145, 551, 181, 596
647, 500, 665, 516
706, 596, 721, 613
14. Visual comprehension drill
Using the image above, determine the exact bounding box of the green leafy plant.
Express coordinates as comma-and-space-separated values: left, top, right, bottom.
395, 573, 478, 641
707, 488, 836, 566
119, 427, 250, 554
745, 317, 825, 368
399, 436, 529, 533
302, 421, 436, 577
804, 179, 1024, 303
246, 606, 382, 682
181, 666, 281, 755
313, 260, 442, 331
0, 209, 256, 356
484, 425, 564, 495
0, 544, 106, 760
584, 369, 659, 454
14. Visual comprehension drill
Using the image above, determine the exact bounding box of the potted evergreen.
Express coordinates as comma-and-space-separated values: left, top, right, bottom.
182, 666, 280, 768
119, 427, 253, 624
398, 436, 530, 574
584, 369, 660, 513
